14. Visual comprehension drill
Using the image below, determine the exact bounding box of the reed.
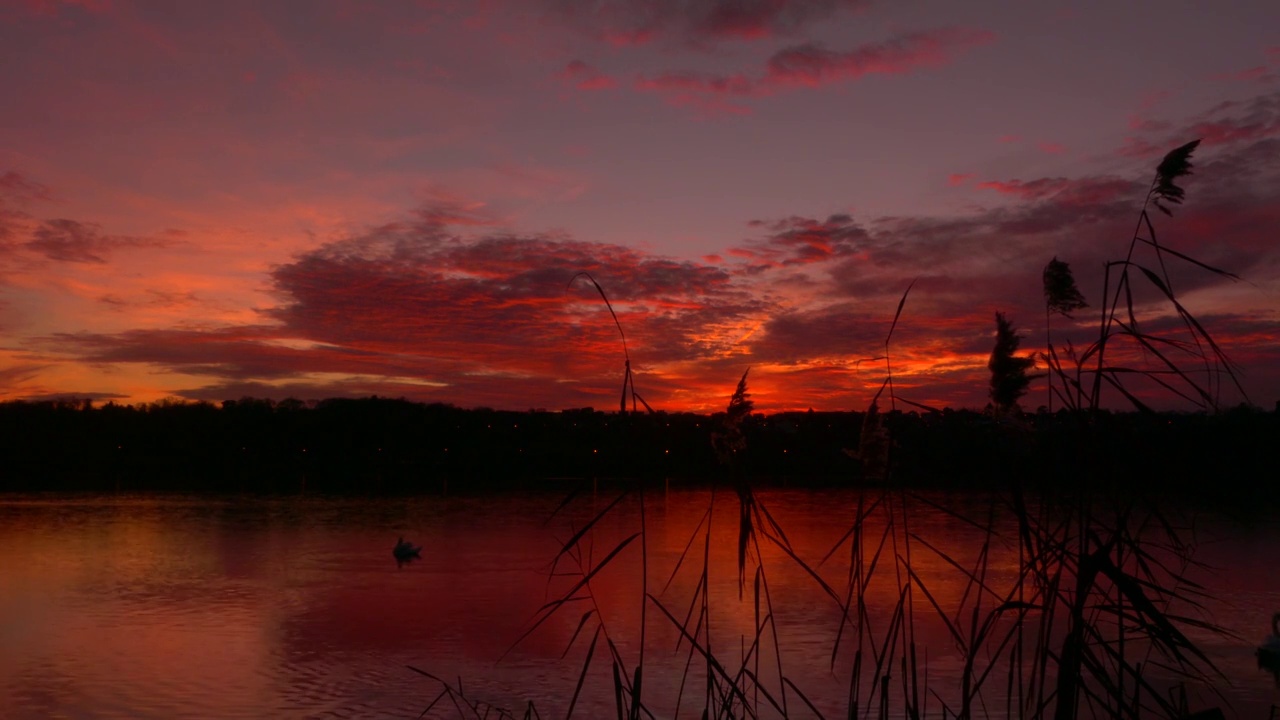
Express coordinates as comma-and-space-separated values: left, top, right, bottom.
570, 272, 654, 415
1042, 139, 1247, 414
414, 141, 1240, 719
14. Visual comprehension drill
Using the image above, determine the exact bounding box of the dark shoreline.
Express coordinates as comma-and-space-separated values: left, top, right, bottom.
2, 397, 1275, 502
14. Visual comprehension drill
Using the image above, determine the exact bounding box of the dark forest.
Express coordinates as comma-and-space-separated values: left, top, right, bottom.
3, 396, 1274, 501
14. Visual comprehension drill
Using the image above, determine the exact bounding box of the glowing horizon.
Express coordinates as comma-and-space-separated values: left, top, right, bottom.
2, 0, 1278, 413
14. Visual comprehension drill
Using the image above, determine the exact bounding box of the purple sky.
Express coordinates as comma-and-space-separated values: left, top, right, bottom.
2, 0, 1278, 412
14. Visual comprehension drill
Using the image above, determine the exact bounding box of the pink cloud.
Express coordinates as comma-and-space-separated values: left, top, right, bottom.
554, 0, 868, 47
1127, 117, 1172, 133
1037, 141, 1066, 155
764, 28, 995, 88
560, 59, 618, 92
17, 133, 1279, 413
1123, 91, 1280, 157
634, 71, 753, 95
1213, 66, 1271, 83
601, 28, 655, 47
17, 0, 111, 16
947, 173, 973, 186
732, 214, 870, 269
1117, 136, 1161, 158
577, 75, 618, 91
633, 27, 994, 112
976, 177, 1135, 206
1190, 117, 1280, 146
653, 91, 754, 117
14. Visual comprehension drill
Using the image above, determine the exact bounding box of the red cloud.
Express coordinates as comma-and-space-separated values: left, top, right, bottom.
554, 0, 868, 47
947, 173, 973, 187
633, 27, 994, 111
1190, 117, 1280, 146
0, 171, 53, 203
975, 177, 1136, 206
1120, 90, 1280, 158
26, 219, 168, 263
601, 28, 654, 47
1213, 66, 1271, 83
44, 207, 767, 411
635, 72, 753, 95
764, 28, 994, 87
16, 0, 111, 16
560, 60, 618, 92
734, 214, 869, 267
16, 101, 1280, 413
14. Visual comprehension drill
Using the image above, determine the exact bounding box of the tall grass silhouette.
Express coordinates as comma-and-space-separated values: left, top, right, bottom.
1042, 139, 1246, 413
570, 272, 654, 415
413, 140, 1241, 719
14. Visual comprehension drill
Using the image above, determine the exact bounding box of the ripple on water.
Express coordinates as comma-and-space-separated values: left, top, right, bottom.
2, 493, 1278, 718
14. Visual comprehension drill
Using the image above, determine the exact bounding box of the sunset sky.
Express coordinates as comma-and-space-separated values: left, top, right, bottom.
2, 0, 1278, 413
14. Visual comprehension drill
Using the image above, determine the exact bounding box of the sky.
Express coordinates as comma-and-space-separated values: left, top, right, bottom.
1, 0, 1278, 414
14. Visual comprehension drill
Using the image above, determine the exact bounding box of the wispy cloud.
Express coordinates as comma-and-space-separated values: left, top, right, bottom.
560, 59, 617, 91
763, 28, 994, 87
23, 120, 1280, 411
7, 65, 1280, 412
550, 0, 869, 47
26, 219, 168, 263
0, 171, 53, 204
631, 27, 994, 114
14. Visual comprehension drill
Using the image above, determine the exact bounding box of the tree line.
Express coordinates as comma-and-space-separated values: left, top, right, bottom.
0, 396, 1273, 501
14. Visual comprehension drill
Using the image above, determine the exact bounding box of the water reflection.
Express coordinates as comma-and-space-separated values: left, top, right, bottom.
0, 492, 1276, 718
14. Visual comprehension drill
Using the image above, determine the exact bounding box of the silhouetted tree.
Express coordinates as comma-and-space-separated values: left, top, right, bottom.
988, 312, 1037, 414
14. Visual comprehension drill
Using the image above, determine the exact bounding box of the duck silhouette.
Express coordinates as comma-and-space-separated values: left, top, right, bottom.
393, 536, 422, 562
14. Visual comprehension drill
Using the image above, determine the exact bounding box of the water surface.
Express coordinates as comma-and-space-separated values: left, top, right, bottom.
1, 490, 1277, 718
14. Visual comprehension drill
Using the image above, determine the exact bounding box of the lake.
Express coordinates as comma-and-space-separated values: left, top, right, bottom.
1, 489, 1277, 719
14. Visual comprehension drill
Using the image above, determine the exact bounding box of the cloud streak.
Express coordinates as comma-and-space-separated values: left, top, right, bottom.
630, 27, 995, 113
26, 219, 167, 263
30, 119, 1277, 413
551, 0, 868, 47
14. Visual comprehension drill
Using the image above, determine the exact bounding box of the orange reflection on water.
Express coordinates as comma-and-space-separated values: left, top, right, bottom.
1, 492, 1277, 719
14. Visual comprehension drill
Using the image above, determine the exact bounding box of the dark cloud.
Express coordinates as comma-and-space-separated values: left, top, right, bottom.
43, 206, 768, 409
765, 28, 994, 86
630, 27, 993, 113
551, 0, 867, 46
1120, 90, 1280, 158
23, 90, 1280, 413
46, 327, 355, 380
560, 59, 617, 90
0, 362, 52, 390
0, 171, 49, 245
737, 214, 872, 268
732, 113, 1280, 410
26, 219, 166, 263
6, 390, 129, 403
0, 171, 52, 204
